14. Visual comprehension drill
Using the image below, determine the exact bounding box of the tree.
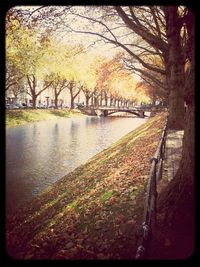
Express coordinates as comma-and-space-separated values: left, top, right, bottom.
60, 49, 87, 109
45, 74, 69, 109
6, 14, 54, 108
133, 70, 168, 105
25, 75, 52, 108
81, 87, 93, 107
6, 12, 26, 96
149, 7, 195, 258
72, 54, 105, 107
5, 60, 24, 92
96, 53, 123, 107
67, 81, 80, 109
23, 36, 54, 108
123, 52, 168, 105
161, 6, 185, 129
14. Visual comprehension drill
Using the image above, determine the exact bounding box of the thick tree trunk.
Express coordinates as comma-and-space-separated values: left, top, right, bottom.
167, 86, 184, 129
164, 7, 185, 130
110, 96, 113, 107
104, 92, 108, 107
100, 91, 103, 106
69, 87, 74, 109
173, 7, 195, 229
85, 95, 89, 107
124, 100, 127, 107
69, 82, 81, 109
151, 8, 195, 259
70, 98, 74, 109
94, 96, 99, 107
32, 95, 36, 109
83, 90, 90, 107
91, 95, 94, 106
54, 92, 58, 109
113, 98, 116, 107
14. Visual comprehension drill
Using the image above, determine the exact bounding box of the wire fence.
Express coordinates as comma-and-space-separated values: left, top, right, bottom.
135, 118, 168, 259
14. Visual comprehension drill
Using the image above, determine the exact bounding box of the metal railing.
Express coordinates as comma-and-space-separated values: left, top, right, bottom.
135, 118, 168, 259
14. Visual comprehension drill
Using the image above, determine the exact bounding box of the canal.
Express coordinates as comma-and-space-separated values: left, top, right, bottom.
6, 115, 148, 215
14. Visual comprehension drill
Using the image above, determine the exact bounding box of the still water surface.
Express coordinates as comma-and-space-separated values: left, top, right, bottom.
6, 116, 148, 214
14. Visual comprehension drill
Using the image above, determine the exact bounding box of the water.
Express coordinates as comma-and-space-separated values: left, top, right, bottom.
6, 115, 148, 214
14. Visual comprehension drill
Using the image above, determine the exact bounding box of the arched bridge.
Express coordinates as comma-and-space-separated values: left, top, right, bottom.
78, 106, 151, 118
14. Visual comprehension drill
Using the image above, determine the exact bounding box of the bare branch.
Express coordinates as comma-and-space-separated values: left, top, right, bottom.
66, 25, 166, 75
123, 59, 165, 89
115, 6, 168, 54
27, 6, 45, 20
150, 7, 162, 38
69, 11, 118, 42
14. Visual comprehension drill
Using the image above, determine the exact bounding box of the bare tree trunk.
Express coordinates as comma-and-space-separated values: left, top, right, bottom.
100, 91, 103, 106
85, 96, 89, 107
94, 96, 99, 107
110, 95, 113, 107
68, 82, 81, 109
27, 75, 52, 109
32, 94, 37, 109
152, 8, 195, 259
91, 95, 94, 106
69, 86, 74, 109
104, 92, 108, 106
70, 97, 74, 109
54, 92, 58, 109
164, 7, 185, 130
113, 98, 116, 107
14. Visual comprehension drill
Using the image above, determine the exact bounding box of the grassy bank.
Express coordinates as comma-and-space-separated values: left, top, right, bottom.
6, 109, 84, 128
6, 112, 167, 259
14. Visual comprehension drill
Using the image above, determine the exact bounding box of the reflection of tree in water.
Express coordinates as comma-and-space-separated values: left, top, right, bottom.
52, 123, 59, 143
32, 124, 37, 138
68, 120, 80, 160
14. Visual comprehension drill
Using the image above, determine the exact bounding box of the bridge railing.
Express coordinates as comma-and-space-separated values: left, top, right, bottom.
135, 118, 168, 259
80, 105, 165, 111
81, 105, 148, 110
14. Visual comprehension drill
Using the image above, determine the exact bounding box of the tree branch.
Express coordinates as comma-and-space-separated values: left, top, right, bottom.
66, 26, 166, 75
150, 7, 162, 39
69, 11, 118, 42
115, 6, 168, 54
123, 59, 166, 90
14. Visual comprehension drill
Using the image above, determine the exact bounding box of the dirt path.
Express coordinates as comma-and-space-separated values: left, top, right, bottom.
156, 130, 184, 194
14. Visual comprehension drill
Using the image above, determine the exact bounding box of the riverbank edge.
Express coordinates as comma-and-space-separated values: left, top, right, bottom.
6, 112, 168, 259
6, 109, 85, 128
